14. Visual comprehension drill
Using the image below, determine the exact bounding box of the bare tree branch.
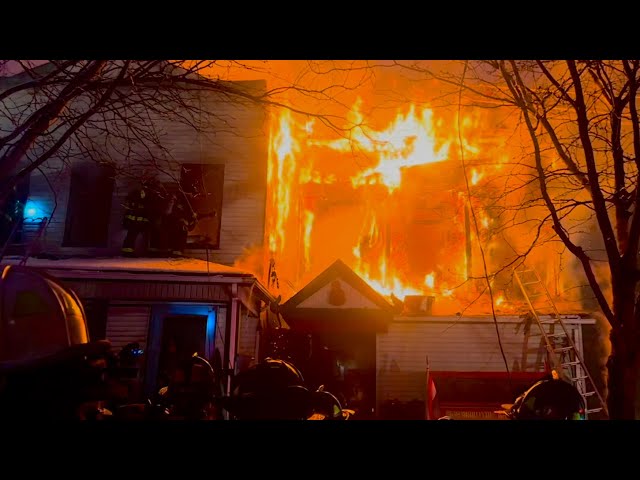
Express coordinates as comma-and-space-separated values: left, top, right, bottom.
505, 60, 616, 325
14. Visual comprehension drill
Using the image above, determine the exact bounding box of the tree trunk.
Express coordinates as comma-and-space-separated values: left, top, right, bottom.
607, 327, 640, 419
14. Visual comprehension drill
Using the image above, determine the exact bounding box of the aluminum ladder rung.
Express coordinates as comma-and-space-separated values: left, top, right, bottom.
562, 361, 581, 366
553, 346, 575, 353
571, 375, 588, 382
581, 391, 596, 398
586, 408, 603, 414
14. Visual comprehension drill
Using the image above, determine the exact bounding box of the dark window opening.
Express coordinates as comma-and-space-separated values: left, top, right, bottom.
63, 162, 115, 247
179, 163, 224, 250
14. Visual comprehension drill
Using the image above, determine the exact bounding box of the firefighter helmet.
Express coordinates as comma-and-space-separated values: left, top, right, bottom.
508, 378, 586, 420
310, 388, 345, 420
0, 265, 93, 368
222, 357, 310, 419
0, 265, 112, 420
118, 342, 144, 368
231, 357, 305, 396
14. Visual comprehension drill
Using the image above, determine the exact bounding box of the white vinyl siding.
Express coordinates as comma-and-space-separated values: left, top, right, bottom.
106, 305, 151, 353
376, 315, 590, 409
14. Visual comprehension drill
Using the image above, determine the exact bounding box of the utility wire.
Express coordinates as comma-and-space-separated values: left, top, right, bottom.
456, 61, 513, 393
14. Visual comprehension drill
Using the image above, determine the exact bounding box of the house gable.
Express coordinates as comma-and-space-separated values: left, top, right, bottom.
282, 259, 393, 312
281, 259, 393, 333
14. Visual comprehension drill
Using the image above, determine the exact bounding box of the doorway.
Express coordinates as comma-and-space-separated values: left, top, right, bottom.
144, 304, 217, 396
156, 314, 207, 388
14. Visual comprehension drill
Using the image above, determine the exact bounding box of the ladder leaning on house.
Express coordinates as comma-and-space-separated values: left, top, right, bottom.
513, 265, 608, 419
0, 216, 48, 264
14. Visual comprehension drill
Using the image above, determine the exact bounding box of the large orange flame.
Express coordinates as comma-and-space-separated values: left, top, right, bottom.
264, 96, 591, 316
267, 110, 299, 255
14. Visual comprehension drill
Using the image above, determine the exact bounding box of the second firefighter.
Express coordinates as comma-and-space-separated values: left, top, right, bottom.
166, 192, 197, 256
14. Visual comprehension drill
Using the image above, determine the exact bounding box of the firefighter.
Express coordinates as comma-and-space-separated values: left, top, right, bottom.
166, 191, 197, 256
506, 375, 586, 420
121, 182, 154, 256
158, 354, 218, 420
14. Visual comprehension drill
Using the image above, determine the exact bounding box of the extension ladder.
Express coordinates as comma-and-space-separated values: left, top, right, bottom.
513, 265, 608, 418
0, 216, 48, 264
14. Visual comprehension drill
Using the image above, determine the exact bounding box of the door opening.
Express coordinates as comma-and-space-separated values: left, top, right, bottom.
156, 314, 207, 389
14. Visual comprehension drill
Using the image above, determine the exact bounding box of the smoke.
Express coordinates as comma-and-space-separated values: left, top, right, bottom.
232, 244, 266, 283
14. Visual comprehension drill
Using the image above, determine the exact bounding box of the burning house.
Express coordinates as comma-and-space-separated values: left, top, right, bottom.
0, 61, 608, 418
264, 93, 607, 419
